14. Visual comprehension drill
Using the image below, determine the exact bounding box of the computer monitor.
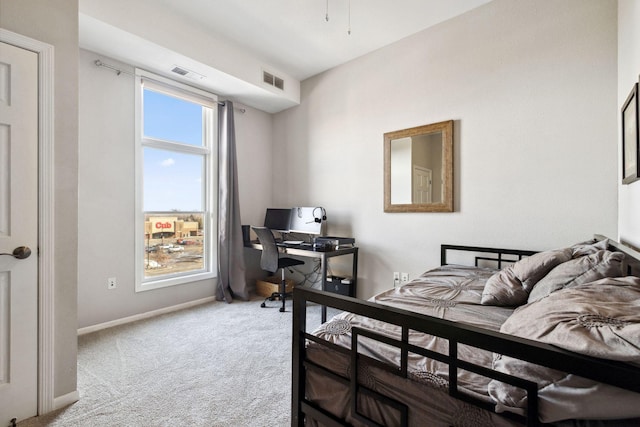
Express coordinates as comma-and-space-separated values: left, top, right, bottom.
263, 208, 291, 233
288, 207, 323, 235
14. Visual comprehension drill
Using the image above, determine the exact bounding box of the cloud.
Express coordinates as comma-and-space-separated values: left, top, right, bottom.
161, 158, 175, 167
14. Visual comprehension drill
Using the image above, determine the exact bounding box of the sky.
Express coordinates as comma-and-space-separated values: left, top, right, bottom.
143, 89, 206, 212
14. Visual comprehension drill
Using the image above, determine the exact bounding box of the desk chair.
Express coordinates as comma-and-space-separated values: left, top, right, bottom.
252, 226, 304, 312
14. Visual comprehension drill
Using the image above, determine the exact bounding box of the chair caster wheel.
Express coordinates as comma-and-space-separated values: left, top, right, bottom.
261, 302, 266, 308
279, 307, 285, 312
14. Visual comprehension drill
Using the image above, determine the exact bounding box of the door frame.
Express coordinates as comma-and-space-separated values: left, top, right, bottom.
0, 29, 56, 415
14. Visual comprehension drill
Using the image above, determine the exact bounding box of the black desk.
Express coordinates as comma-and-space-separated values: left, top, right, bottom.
247, 241, 358, 322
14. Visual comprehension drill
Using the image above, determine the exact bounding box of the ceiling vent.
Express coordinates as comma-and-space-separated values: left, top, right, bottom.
263, 70, 284, 91
171, 65, 205, 81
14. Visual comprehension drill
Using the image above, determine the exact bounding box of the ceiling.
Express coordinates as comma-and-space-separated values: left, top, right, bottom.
79, 0, 492, 112
152, 0, 492, 81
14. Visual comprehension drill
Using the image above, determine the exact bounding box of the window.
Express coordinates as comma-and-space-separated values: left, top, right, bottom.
135, 70, 217, 291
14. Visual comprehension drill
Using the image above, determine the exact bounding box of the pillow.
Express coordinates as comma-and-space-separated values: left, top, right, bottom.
569, 238, 609, 258
481, 248, 572, 306
489, 277, 640, 422
527, 250, 624, 303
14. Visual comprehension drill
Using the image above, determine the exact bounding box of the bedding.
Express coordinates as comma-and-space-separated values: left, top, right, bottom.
569, 238, 609, 258
527, 250, 624, 303
295, 238, 640, 427
480, 239, 614, 307
306, 264, 520, 426
481, 248, 572, 306
491, 276, 640, 422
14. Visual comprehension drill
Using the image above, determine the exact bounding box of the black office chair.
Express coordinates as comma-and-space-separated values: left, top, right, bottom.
252, 226, 304, 312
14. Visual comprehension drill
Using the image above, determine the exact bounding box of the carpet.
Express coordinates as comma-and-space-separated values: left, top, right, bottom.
18, 297, 333, 427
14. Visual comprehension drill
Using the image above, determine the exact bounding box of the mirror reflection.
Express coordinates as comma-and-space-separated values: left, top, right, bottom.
384, 120, 453, 212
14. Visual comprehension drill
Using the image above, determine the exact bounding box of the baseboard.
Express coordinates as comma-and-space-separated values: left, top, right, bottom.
53, 390, 80, 410
77, 296, 217, 336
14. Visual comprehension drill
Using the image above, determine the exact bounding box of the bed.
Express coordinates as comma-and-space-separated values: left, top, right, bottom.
291, 235, 640, 427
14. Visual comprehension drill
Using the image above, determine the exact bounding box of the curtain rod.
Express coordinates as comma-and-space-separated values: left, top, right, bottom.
218, 101, 246, 114
94, 59, 246, 113
94, 60, 135, 76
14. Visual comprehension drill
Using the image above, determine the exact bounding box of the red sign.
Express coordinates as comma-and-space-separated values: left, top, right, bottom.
155, 222, 172, 229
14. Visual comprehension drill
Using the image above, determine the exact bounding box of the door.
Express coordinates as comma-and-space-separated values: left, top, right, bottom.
412, 166, 432, 203
0, 41, 39, 423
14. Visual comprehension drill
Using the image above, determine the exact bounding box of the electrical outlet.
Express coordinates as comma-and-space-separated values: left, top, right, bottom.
393, 272, 400, 287
401, 272, 409, 284
107, 277, 117, 290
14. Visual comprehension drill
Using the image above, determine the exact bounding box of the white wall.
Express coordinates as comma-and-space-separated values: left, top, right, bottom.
618, 0, 640, 249
78, 49, 273, 328
1, 0, 79, 403
273, 0, 619, 298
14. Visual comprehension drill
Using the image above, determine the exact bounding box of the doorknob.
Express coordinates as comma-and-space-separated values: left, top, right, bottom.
0, 246, 32, 259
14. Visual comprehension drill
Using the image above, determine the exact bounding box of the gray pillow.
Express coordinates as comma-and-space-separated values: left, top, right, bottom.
569, 238, 609, 258
481, 248, 572, 306
527, 250, 624, 303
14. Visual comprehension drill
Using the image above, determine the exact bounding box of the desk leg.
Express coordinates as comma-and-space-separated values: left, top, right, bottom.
351, 249, 358, 297
320, 253, 328, 323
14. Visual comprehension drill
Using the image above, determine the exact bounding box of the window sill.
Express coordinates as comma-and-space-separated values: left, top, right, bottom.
136, 271, 216, 292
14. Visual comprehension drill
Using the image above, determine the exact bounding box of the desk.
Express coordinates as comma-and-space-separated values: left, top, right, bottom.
247, 241, 358, 322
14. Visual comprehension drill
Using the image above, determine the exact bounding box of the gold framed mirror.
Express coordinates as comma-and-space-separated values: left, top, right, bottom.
384, 120, 453, 212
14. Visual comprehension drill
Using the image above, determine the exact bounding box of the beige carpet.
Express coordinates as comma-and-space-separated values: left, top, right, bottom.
19, 297, 333, 427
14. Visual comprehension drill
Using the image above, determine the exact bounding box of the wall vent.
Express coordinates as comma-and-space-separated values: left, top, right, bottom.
171, 66, 189, 76
263, 71, 274, 85
171, 65, 205, 81
263, 70, 284, 91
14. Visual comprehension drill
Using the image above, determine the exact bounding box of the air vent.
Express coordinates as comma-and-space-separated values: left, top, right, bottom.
263, 71, 274, 85
263, 70, 284, 91
171, 66, 189, 76
170, 65, 205, 81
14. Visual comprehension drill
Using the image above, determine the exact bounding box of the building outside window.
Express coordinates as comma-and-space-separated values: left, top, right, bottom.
135, 70, 217, 291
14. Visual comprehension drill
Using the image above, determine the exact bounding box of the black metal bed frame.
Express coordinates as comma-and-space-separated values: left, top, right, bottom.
292, 237, 640, 427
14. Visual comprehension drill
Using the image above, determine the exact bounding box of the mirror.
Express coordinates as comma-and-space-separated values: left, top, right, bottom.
384, 120, 453, 212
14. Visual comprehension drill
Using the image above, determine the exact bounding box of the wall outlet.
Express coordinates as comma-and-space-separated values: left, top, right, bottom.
401, 272, 409, 284
393, 271, 400, 287
107, 277, 117, 290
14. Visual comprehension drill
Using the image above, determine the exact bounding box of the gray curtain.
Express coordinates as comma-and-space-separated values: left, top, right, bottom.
216, 101, 248, 302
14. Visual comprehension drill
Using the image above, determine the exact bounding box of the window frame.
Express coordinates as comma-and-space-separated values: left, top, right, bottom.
134, 69, 218, 292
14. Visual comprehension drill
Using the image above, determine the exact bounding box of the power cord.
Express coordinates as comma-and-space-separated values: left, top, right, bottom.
290, 259, 323, 289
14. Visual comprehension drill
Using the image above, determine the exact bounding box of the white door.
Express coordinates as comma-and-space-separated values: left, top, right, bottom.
0, 41, 39, 423
412, 166, 432, 203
